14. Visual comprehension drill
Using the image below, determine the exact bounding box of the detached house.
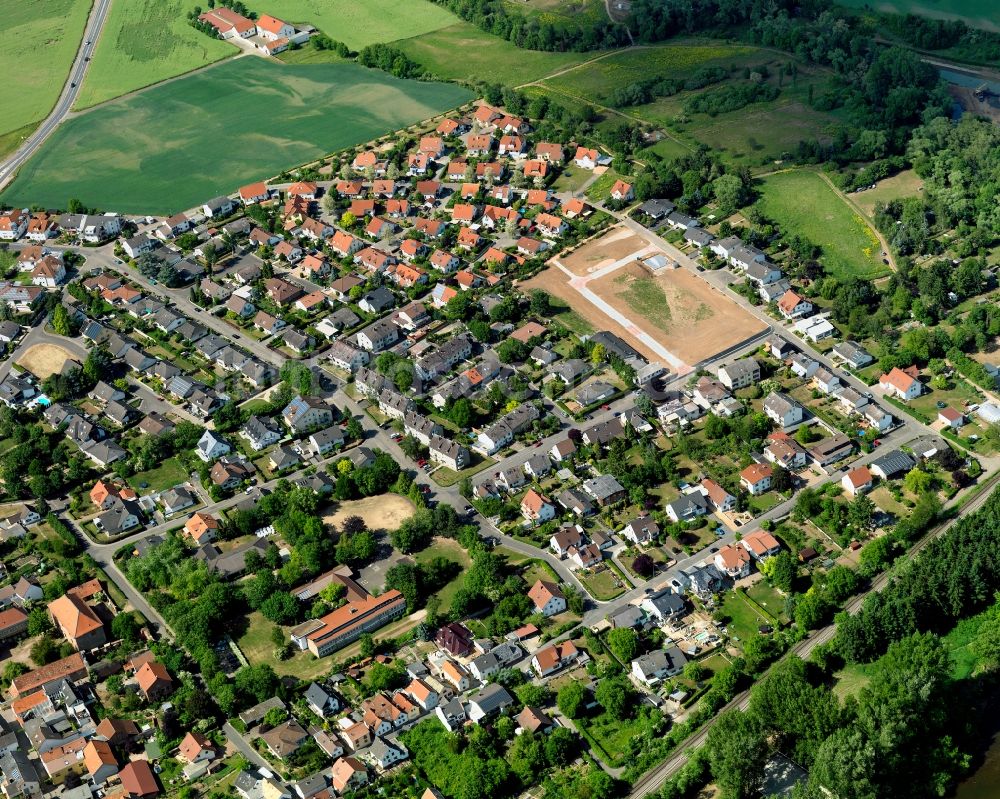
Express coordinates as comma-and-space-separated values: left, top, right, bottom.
740, 463, 772, 495
777, 289, 813, 319
531, 640, 579, 677
763, 392, 804, 429
842, 465, 874, 496
731, 533, 779, 570
718, 358, 760, 390
879, 365, 921, 400
520, 489, 555, 524
714, 543, 751, 579
527, 580, 566, 617
196, 430, 231, 462
282, 396, 335, 434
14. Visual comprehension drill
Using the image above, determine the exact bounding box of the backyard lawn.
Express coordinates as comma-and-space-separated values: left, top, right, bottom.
579, 708, 659, 763
0, 0, 92, 145
585, 169, 626, 202
719, 589, 774, 645
2, 59, 472, 214
236, 611, 333, 681
578, 565, 626, 601
127, 456, 189, 493
756, 170, 888, 280
550, 166, 598, 196
745, 580, 789, 624
74, 0, 233, 109
870, 486, 909, 517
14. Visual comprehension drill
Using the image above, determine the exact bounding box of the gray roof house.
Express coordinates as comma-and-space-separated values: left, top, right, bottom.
160, 486, 195, 515
631, 647, 688, 685
582, 474, 626, 506
196, 430, 231, 462
467, 683, 514, 723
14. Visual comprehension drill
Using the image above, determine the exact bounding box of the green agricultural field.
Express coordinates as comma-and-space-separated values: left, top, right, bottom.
541, 42, 759, 102
394, 22, 595, 86
838, 0, 999, 32
264, 0, 456, 50
756, 170, 888, 280
502, 0, 608, 32
0, 0, 92, 145
2, 58, 472, 214
74, 0, 233, 110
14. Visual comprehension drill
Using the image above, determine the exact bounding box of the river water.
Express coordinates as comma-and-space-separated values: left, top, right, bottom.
956, 732, 1000, 799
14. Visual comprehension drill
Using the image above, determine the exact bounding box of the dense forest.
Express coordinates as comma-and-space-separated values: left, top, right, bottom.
875, 116, 1000, 255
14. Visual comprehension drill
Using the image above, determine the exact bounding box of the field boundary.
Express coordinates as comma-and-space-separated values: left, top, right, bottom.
72, 52, 241, 115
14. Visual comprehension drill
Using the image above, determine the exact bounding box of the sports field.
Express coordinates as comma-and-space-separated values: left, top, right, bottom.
2, 58, 472, 215
394, 22, 595, 86
0, 0, 92, 144
838, 0, 998, 31
74, 0, 232, 110
756, 170, 888, 280
264, 0, 457, 49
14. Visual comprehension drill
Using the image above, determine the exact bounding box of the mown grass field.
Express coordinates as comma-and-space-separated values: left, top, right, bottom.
838, 0, 999, 31
265, 0, 457, 50
74, 0, 233, 110
853, 169, 925, 218
2, 58, 472, 214
394, 21, 595, 86
756, 170, 887, 280
0, 0, 92, 146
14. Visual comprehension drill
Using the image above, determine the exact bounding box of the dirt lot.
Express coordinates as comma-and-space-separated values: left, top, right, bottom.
591, 263, 766, 363
526, 234, 766, 367
17, 343, 77, 379
323, 494, 416, 532
561, 227, 652, 276
524, 265, 661, 361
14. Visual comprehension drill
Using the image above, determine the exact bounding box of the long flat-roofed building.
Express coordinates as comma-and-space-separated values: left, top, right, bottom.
290, 590, 406, 657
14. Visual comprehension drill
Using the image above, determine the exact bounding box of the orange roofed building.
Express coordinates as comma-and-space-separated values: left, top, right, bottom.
290, 589, 406, 658
9, 652, 87, 698
48, 586, 105, 651
183, 512, 220, 545
135, 661, 173, 702
90, 480, 136, 510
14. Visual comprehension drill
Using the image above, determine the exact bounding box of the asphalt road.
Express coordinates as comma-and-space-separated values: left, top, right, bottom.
17, 212, 993, 793
0, 0, 114, 191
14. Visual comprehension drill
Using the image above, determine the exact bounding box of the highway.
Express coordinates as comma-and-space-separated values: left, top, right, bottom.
0, 0, 114, 192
